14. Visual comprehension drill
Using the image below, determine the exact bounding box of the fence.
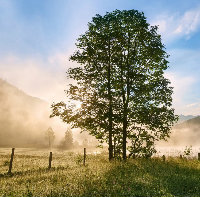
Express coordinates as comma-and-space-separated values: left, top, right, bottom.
3, 147, 200, 174
6, 147, 88, 174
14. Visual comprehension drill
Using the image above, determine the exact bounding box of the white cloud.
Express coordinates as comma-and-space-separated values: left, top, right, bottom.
0, 51, 199, 115
174, 8, 200, 36
0, 52, 77, 103
185, 102, 200, 115
186, 102, 199, 108
165, 72, 196, 99
151, 7, 200, 42
165, 72, 199, 115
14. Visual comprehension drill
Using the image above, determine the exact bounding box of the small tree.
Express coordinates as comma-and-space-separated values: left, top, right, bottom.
64, 127, 73, 149
45, 127, 55, 149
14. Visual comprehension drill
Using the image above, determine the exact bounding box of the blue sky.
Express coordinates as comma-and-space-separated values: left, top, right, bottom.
0, 0, 200, 115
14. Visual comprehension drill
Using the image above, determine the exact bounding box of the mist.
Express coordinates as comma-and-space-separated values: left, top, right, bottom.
0, 78, 100, 149
0, 77, 199, 154
157, 116, 200, 148
0, 78, 63, 147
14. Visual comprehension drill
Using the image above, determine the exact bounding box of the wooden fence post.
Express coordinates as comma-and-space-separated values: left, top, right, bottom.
162, 155, 166, 162
48, 152, 52, 169
198, 153, 200, 161
8, 148, 15, 174
83, 148, 86, 166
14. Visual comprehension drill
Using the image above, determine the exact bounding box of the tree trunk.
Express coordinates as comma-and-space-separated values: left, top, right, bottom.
122, 110, 128, 160
108, 105, 113, 161
120, 58, 127, 161
113, 135, 116, 158
108, 37, 113, 161
122, 32, 130, 161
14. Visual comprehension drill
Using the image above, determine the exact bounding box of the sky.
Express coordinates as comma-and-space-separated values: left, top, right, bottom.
0, 0, 200, 115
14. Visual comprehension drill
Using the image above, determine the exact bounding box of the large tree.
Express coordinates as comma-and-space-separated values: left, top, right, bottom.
51, 9, 178, 160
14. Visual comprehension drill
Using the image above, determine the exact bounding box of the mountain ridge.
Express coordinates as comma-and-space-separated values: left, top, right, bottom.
0, 78, 51, 147
175, 116, 200, 130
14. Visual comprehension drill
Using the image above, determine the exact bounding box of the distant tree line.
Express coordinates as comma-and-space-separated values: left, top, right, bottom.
45, 127, 95, 150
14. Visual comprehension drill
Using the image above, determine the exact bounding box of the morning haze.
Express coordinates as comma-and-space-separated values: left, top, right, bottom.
0, 0, 200, 196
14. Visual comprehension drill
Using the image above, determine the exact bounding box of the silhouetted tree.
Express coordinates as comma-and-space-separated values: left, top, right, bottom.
51, 9, 178, 160
45, 127, 55, 149
64, 127, 73, 149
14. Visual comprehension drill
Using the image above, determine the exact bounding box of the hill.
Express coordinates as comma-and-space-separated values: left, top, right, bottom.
178, 114, 197, 123
0, 79, 98, 148
165, 116, 200, 146
1, 78, 198, 148
175, 116, 200, 129
0, 79, 51, 147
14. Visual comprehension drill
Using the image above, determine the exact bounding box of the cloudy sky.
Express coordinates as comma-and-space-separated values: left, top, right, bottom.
0, 0, 200, 115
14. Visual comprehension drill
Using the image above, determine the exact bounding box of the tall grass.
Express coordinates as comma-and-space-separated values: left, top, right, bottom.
0, 149, 200, 197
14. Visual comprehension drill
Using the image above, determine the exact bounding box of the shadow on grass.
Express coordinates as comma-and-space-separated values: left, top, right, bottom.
0, 166, 69, 178
1, 158, 200, 197
79, 158, 200, 197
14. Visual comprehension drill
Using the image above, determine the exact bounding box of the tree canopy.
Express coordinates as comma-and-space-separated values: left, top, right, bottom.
51, 9, 178, 160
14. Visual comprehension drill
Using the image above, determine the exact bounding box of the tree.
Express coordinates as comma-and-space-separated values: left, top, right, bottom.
45, 127, 55, 149
64, 127, 73, 149
51, 9, 178, 160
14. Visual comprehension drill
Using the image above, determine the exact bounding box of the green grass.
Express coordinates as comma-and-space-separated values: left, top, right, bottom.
0, 148, 200, 197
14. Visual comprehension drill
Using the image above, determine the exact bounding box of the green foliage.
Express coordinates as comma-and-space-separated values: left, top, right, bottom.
183, 146, 193, 157
0, 149, 200, 197
128, 133, 157, 158
51, 9, 178, 159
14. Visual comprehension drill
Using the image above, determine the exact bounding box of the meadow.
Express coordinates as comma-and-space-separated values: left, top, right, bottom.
0, 148, 200, 197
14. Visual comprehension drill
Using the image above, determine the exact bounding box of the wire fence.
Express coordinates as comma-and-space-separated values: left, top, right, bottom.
0, 146, 200, 175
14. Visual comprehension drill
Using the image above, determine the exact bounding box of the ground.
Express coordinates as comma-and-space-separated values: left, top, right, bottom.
0, 148, 200, 197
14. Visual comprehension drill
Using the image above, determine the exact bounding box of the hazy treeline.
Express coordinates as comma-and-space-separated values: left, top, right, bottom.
0, 79, 99, 148
0, 78, 199, 148
57, 128, 99, 150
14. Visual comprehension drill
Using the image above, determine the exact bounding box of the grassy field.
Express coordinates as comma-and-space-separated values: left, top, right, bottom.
0, 148, 200, 197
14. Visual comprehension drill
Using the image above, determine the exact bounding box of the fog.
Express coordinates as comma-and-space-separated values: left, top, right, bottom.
0, 78, 100, 149
0, 79, 64, 147
157, 117, 200, 149
0, 78, 199, 153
